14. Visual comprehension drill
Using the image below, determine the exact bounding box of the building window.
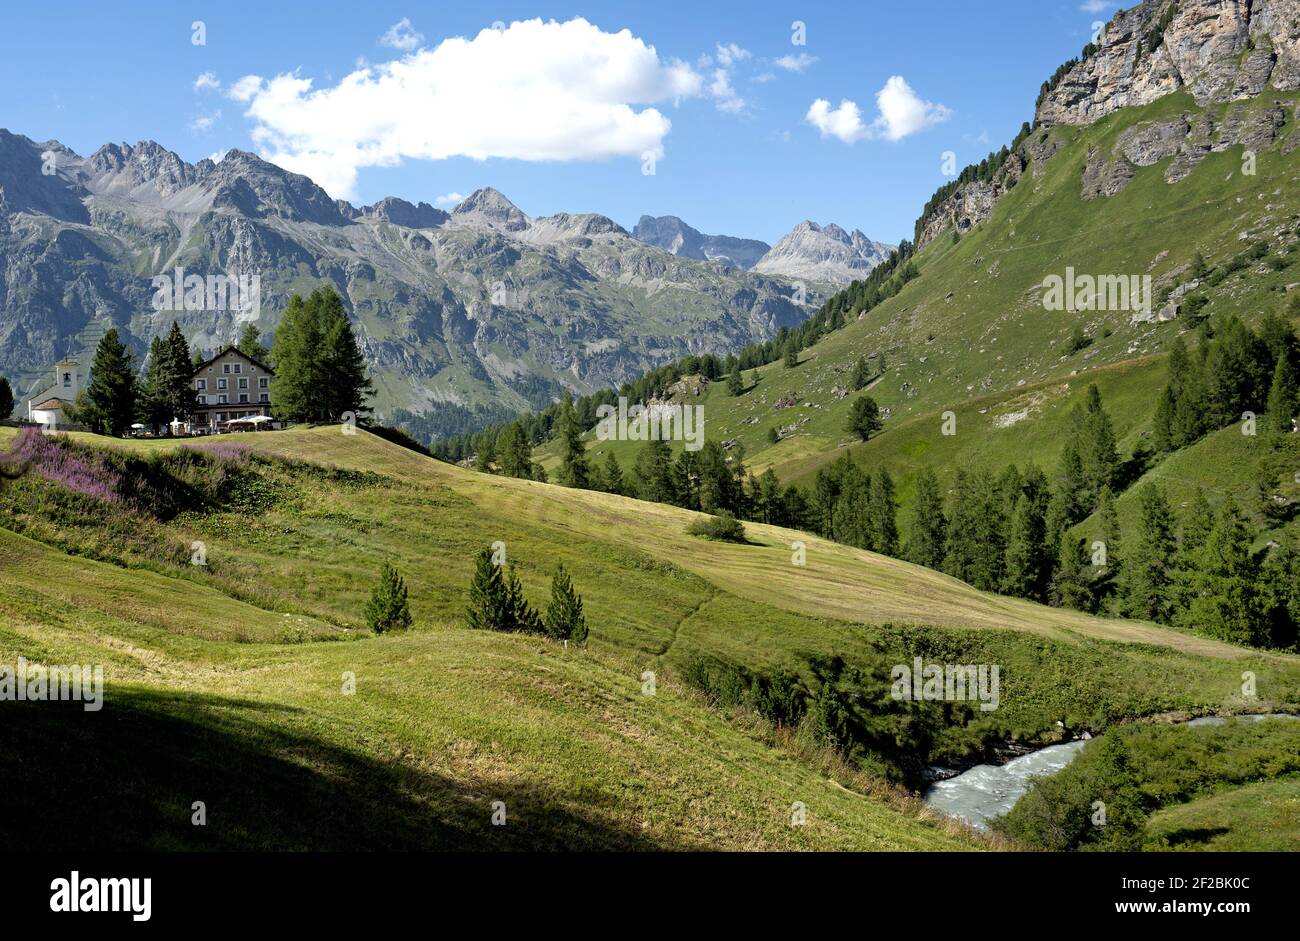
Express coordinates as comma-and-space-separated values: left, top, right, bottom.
223, 364, 231, 374
239, 394, 249, 404
260, 393, 269, 403
197, 379, 207, 391
238, 377, 248, 390
259, 377, 269, 389
218, 394, 228, 405
62, 372, 72, 386
197, 395, 207, 405
218, 378, 227, 390
234, 364, 242, 374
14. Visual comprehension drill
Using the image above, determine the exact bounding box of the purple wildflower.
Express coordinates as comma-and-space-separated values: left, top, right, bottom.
3, 427, 132, 507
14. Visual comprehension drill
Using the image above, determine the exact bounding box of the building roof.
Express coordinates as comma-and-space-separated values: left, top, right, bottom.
30, 397, 70, 411
192, 345, 276, 377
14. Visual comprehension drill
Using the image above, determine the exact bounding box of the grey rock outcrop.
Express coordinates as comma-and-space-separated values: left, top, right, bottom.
1036, 0, 1300, 128
1081, 102, 1287, 199
451, 187, 530, 232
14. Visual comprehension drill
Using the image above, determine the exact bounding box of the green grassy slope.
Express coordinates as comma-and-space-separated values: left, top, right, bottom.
3, 426, 1298, 849
541, 90, 1300, 521
1143, 775, 1300, 851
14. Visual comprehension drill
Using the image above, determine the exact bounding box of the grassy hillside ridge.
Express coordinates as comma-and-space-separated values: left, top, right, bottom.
1, 430, 982, 850
4, 425, 1299, 849
4, 424, 1269, 657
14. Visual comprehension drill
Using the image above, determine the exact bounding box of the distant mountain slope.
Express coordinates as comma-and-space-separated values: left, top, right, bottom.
632, 213, 896, 285
659, 88, 1300, 500
751, 221, 895, 284
632, 214, 771, 269
0, 134, 820, 431
544, 1, 1300, 530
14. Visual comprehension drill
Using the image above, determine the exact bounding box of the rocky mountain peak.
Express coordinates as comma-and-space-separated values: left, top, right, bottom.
524, 212, 627, 244
751, 220, 894, 284
632, 214, 771, 269
88, 139, 196, 195
0, 129, 90, 223
204, 149, 347, 226
452, 187, 529, 231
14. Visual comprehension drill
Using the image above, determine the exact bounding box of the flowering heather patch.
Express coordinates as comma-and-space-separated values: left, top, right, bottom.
2, 427, 132, 507
183, 442, 253, 464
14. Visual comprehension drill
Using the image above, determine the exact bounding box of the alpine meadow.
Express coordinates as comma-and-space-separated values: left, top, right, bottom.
1, 0, 1299, 923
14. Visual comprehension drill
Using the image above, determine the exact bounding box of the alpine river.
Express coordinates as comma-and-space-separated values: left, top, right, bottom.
921, 714, 1299, 830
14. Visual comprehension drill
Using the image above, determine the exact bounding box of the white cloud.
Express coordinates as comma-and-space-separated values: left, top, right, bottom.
714, 42, 750, 67
434, 191, 464, 206
229, 18, 703, 198
710, 68, 745, 113
805, 98, 868, 143
193, 71, 220, 92
227, 75, 265, 103
774, 53, 818, 73
873, 75, 951, 140
190, 110, 222, 133
207, 149, 229, 164
1080, 0, 1115, 13
702, 42, 750, 113
806, 75, 950, 143
380, 17, 424, 51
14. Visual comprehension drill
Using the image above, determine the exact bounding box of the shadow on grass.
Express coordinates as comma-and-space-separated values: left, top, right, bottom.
1159, 826, 1232, 848
0, 688, 679, 851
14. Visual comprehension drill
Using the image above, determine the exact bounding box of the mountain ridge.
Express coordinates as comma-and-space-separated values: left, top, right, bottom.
0, 132, 821, 430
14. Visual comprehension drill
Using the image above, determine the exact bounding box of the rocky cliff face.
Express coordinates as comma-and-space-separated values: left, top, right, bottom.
916, 0, 1300, 249
751, 221, 894, 284
1036, 0, 1300, 128
0, 132, 819, 432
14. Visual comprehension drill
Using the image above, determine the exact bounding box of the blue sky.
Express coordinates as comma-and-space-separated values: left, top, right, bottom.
0, 1, 1116, 244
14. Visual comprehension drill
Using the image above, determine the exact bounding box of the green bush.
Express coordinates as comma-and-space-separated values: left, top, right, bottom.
685, 510, 746, 542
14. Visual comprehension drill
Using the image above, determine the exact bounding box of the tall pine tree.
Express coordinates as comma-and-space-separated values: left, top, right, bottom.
868, 467, 899, 556
1181, 498, 1267, 646
1266, 353, 1298, 435
904, 467, 947, 569
498, 422, 534, 479
1120, 483, 1177, 623
465, 548, 510, 631
77, 328, 138, 437
557, 391, 591, 489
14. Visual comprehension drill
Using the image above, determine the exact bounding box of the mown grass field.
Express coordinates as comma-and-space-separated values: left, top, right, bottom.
2, 425, 1298, 850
